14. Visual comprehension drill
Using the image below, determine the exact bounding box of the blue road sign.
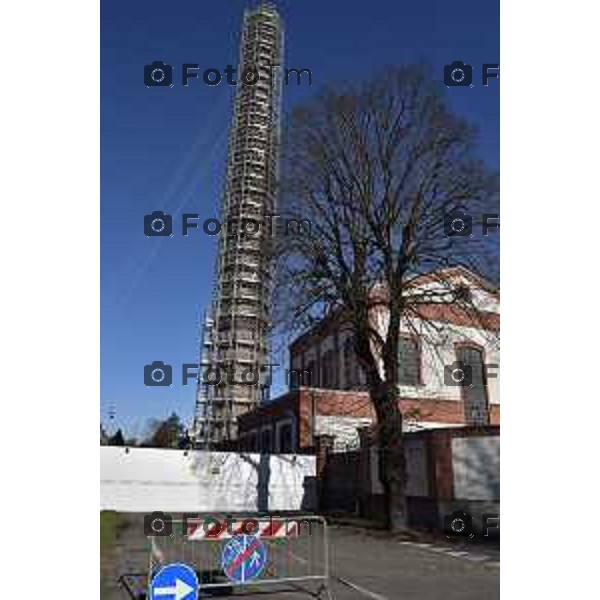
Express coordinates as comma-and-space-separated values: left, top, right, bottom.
149, 563, 198, 600
221, 534, 268, 583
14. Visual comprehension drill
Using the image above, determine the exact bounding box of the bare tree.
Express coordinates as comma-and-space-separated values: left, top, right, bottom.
143, 412, 187, 449
272, 65, 499, 531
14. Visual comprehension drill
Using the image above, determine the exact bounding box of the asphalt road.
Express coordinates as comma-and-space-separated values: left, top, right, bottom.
102, 514, 499, 600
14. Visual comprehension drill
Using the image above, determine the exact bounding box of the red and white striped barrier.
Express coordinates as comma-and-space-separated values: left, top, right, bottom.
186, 518, 299, 541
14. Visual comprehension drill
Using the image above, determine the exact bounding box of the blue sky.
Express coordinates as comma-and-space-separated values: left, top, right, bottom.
101, 0, 499, 437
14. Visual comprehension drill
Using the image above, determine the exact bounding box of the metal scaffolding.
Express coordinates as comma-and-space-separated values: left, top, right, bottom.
194, 3, 284, 448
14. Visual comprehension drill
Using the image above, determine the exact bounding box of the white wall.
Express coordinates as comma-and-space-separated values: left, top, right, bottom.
452, 436, 500, 500
294, 318, 499, 408
291, 271, 500, 410
314, 415, 372, 451
100, 447, 316, 513
397, 319, 500, 405
368, 434, 500, 500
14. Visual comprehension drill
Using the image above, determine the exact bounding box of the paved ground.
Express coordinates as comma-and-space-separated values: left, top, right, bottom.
101, 514, 499, 600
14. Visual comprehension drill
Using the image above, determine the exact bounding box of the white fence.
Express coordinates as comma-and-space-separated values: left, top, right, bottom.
100, 447, 317, 513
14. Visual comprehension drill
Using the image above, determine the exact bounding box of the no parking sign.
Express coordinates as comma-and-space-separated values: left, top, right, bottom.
221, 534, 267, 583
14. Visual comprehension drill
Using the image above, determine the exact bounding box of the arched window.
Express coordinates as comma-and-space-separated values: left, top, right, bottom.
456, 345, 489, 425
277, 422, 293, 453
321, 350, 336, 389
304, 361, 316, 388
397, 335, 422, 386
260, 427, 273, 453
248, 431, 259, 452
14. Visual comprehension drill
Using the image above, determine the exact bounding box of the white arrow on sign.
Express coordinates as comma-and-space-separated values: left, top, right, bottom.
153, 577, 195, 600
250, 551, 261, 568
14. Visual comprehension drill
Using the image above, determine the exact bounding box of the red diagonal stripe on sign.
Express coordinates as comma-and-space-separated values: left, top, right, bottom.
187, 519, 200, 536
225, 539, 262, 577
263, 520, 283, 537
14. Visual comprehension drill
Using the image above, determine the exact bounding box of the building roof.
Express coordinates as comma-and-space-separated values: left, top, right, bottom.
290, 265, 499, 352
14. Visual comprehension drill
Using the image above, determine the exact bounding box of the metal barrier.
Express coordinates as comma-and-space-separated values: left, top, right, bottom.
148, 515, 333, 598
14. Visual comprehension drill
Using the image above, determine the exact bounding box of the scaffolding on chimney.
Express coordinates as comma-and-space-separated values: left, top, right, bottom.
193, 3, 284, 448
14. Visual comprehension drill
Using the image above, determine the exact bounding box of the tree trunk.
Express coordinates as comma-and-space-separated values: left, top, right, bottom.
371, 381, 408, 532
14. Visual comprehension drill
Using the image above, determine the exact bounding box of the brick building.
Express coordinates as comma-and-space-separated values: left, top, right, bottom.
238, 266, 500, 454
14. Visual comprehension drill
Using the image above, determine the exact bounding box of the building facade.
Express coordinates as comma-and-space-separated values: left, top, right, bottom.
194, 4, 284, 447
238, 267, 500, 453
